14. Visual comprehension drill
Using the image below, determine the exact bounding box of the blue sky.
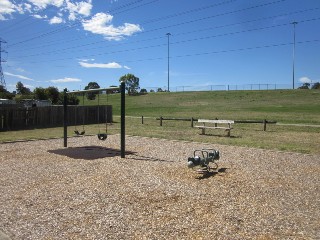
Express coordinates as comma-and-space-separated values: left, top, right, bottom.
1, 0, 319, 92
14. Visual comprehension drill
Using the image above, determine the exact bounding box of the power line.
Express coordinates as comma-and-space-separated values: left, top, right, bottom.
0, 6, 51, 34
140, 0, 238, 24
22, 39, 320, 65
7, 0, 286, 48
6, 0, 233, 48
7, 0, 159, 48
3, 1, 319, 70
6, 0, 237, 51
120, 39, 320, 64
141, 0, 290, 34
8, 6, 319, 56
173, 8, 320, 38
10, 17, 320, 59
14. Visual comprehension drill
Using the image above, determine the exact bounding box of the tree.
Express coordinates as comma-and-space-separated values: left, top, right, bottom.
45, 86, 60, 104
0, 85, 14, 99
34, 87, 48, 100
63, 93, 80, 105
84, 82, 100, 100
298, 83, 310, 89
140, 88, 147, 94
0, 85, 6, 93
119, 74, 140, 95
16, 81, 31, 95
56, 89, 80, 105
311, 82, 320, 89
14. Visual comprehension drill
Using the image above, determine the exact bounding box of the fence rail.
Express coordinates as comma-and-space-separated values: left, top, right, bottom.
143, 116, 276, 131
0, 105, 112, 131
144, 83, 317, 92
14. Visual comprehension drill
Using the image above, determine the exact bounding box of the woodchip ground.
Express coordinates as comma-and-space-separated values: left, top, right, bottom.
0, 135, 319, 239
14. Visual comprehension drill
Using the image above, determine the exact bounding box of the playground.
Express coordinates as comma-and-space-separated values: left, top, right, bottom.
1, 135, 319, 239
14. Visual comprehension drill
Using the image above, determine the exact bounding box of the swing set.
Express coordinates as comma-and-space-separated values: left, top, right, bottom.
63, 83, 126, 158
73, 91, 109, 140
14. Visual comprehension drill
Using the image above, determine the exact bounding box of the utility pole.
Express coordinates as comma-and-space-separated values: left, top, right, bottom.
166, 33, 171, 92
0, 38, 7, 90
291, 22, 298, 89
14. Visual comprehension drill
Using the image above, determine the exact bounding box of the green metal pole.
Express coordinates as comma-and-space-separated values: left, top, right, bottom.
120, 81, 125, 158
63, 88, 68, 147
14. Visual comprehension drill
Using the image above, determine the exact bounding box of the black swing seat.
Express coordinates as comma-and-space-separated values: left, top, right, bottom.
74, 130, 85, 135
97, 133, 108, 140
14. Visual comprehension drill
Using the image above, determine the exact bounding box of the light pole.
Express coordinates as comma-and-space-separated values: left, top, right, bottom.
166, 33, 171, 92
292, 21, 298, 89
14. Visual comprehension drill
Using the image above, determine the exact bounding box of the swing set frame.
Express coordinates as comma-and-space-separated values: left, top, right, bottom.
63, 82, 126, 158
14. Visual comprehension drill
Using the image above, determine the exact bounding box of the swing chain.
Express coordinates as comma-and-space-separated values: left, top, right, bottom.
97, 91, 108, 141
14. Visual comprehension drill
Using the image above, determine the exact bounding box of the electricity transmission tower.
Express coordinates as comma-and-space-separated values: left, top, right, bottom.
0, 38, 7, 90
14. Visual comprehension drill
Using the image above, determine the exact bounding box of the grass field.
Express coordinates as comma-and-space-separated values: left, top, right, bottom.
1, 89, 319, 154
103, 89, 320, 124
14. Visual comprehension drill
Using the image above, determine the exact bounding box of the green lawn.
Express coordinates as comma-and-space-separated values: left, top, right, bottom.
1, 89, 319, 154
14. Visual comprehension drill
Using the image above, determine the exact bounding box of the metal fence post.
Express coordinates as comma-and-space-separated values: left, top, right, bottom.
63, 88, 68, 147
121, 81, 125, 158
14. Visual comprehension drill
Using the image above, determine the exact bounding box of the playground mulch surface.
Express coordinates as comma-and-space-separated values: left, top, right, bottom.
0, 135, 319, 239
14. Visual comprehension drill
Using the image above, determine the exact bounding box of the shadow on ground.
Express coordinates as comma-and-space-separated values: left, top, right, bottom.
48, 146, 135, 160
196, 167, 228, 180
127, 154, 175, 163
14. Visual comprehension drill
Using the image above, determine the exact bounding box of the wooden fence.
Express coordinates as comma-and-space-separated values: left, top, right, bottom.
0, 105, 112, 131
149, 116, 277, 131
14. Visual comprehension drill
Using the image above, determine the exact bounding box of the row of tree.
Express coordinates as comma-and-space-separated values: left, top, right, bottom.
0, 74, 142, 104
17, 82, 80, 105
298, 82, 320, 89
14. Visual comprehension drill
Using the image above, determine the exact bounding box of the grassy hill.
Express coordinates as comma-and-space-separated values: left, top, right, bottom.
93, 89, 320, 124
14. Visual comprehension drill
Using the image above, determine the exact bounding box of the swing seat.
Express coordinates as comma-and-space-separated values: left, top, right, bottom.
97, 133, 108, 140
74, 130, 85, 135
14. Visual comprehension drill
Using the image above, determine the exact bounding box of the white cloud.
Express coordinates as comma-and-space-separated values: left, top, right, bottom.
33, 14, 48, 19
0, 0, 92, 23
0, 0, 17, 20
79, 61, 122, 68
66, 0, 92, 21
27, 0, 64, 10
77, 58, 95, 62
0, 0, 93, 23
299, 77, 312, 83
15, 67, 27, 73
1, 0, 139, 42
49, 16, 63, 24
23, 3, 33, 13
50, 77, 82, 83
4, 72, 34, 81
82, 12, 142, 40
123, 65, 131, 70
